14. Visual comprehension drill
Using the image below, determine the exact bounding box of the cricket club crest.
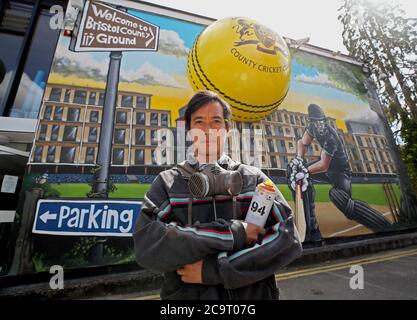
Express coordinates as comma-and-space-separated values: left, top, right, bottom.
232, 18, 288, 58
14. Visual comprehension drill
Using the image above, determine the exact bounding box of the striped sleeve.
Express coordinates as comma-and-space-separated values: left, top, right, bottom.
133, 175, 237, 273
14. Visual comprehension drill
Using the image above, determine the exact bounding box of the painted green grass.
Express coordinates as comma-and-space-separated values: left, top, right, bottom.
50, 183, 400, 206
277, 183, 401, 206
50, 183, 151, 199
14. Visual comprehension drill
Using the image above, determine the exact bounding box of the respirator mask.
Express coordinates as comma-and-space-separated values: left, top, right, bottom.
187, 163, 243, 197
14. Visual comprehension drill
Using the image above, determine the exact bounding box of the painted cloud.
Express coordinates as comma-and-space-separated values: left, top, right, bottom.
122, 62, 184, 88
51, 41, 184, 88
157, 29, 189, 58
295, 73, 334, 88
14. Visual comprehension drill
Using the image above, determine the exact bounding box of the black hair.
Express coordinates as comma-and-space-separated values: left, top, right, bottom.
184, 90, 231, 130
308, 103, 326, 121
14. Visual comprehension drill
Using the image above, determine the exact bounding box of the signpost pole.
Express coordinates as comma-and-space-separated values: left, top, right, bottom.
92, 51, 122, 199
90, 51, 122, 264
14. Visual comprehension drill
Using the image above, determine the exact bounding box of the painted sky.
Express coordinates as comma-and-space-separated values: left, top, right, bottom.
291, 60, 368, 107
142, 0, 416, 55
46, 2, 380, 128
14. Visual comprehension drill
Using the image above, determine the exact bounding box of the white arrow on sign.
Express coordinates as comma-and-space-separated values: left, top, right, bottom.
40, 211, 57, 223
145, 27, 154, 47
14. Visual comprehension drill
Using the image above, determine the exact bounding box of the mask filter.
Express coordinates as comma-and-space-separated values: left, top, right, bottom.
188, 164, 243, 197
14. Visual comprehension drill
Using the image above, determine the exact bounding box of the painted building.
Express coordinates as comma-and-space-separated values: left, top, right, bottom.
29, 83, 171, 174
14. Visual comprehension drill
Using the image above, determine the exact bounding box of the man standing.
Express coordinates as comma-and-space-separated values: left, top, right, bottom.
133, 90, 302, 300
289, 103, 392, 237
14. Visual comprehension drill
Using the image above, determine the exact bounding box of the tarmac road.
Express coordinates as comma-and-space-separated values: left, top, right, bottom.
277, 245, 417, 300
125, 245, 417, 300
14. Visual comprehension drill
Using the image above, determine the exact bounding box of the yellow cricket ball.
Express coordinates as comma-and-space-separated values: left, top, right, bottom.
187, 17, 291, 122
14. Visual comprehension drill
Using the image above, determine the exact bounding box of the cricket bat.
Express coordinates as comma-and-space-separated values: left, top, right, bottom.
295, 181, 306, 242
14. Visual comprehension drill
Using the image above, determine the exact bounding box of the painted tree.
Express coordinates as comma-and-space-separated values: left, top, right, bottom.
338, 0, 417, 224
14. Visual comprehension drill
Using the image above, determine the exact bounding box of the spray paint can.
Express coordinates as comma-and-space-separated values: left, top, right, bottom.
245, 180, 277, 227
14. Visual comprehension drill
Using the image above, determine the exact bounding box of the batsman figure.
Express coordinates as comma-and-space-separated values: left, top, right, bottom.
287, 103, 392, 241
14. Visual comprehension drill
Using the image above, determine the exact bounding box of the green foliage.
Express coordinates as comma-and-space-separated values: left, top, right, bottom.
102, 245, 134, 265
21, 174, 37, 191
61, 238, 135, 267
291, 50, 368, 101
66, 237, 98, 260
21, 174, 61, 198
42, 182, 61, 198
86, 165, 118, 198
399, 116, 417, 192
112, 251, 135, 265
32, 253, 47, 273
338, 0, 417, 195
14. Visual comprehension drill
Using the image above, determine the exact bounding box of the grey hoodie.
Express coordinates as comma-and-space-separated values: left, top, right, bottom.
133, 156, 302, 300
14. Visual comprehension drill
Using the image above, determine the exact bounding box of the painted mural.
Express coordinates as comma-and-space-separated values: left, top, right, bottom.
14, 1, 402, 272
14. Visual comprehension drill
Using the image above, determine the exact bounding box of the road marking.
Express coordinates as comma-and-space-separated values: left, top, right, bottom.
276, 248, 417, 281
328, 211, 391, 237
132, 294, 160, 300
128, 248, 417, 300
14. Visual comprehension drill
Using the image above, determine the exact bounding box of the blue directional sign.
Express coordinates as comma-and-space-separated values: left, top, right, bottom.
32, 199, 142, 237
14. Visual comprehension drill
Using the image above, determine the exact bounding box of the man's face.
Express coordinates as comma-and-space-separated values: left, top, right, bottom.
189, 101, 229, 161
312, 119, 327, 135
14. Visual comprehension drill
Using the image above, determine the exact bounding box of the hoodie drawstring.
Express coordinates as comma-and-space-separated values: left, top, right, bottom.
188, 197, 193, 225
